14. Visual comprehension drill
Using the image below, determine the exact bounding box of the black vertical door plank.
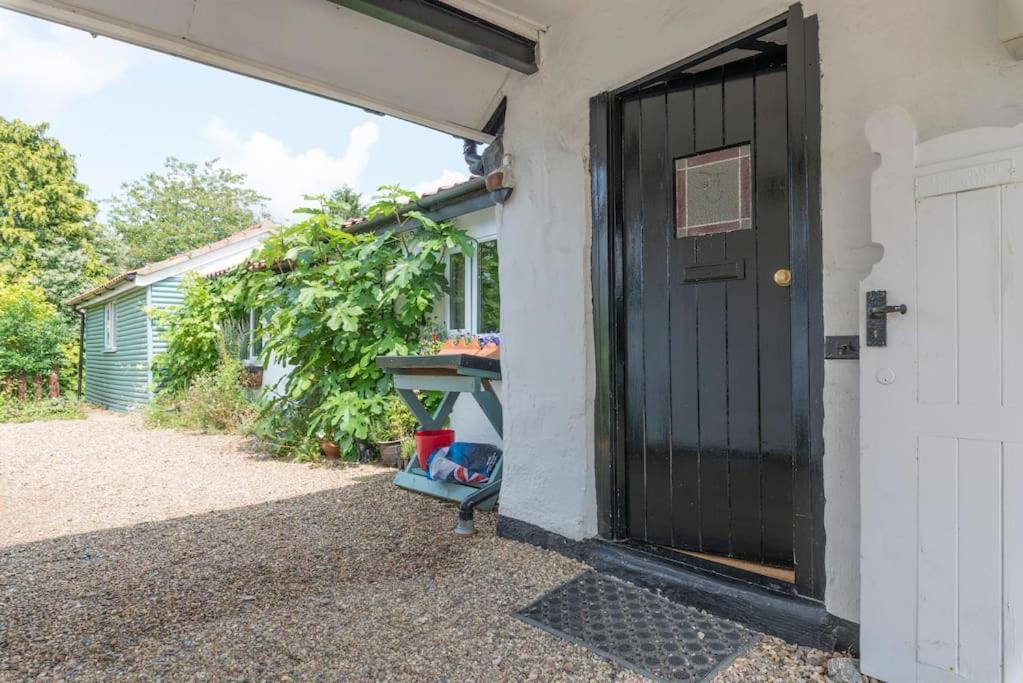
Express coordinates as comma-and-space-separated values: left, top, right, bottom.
692, 69, 730, 555
611, 96, 630, 541
638, 89, 673, 545
754, 60, 794, 566
667, 82, 700, 550
621, 95, 647, 540
722, 63, 762, 562
589, 93, 614, 539
789, 6, 822, 596
787, 6, 812, 590
802, 15, 827, 599
694, 67, 724, 151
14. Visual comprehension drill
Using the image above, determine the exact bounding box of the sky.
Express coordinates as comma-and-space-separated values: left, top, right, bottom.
0, 9, 470, 222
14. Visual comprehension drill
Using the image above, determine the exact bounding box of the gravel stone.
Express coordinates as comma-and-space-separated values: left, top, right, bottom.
712, 635, 845, 682
826, 656, 862, 682
1, 411, 834, 681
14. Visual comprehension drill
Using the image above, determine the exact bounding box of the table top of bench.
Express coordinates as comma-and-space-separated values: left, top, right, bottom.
376, 353, 501, 379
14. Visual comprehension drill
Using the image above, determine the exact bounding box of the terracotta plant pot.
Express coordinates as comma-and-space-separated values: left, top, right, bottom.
378, 440, 402, 467
319, 440, 340, 461
437, 339, 500, 359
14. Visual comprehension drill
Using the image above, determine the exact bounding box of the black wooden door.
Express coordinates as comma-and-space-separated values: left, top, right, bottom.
621, 54, 794, 567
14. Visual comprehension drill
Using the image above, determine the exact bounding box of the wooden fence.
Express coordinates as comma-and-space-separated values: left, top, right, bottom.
1, 367, 61, 401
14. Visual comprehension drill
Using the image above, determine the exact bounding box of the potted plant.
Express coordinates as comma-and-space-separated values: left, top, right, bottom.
319, 438, 341, 461
372, 396, 418, 468
436, 332, 501, 358
417, 323, 449, 355
398, 437, 416, 469
377, 438, 402, 467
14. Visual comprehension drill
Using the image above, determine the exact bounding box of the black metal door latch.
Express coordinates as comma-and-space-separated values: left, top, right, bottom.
866, 290, 907, 347
825, 335, 860, 359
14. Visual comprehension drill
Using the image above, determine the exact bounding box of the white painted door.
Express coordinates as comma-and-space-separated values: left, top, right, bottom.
861, 107, 1023, 682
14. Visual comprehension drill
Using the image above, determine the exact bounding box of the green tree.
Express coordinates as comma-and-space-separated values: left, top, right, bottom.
0, 281, 68, 381
108, 157, 269, 267
33, 233, 126, 315
0, 118, 120, 312
325, 185, 364, 221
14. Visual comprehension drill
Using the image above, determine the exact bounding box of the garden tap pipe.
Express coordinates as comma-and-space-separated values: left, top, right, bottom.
454, 479, 501, 536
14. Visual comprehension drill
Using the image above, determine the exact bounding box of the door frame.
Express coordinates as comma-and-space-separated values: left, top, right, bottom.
589, 3, 826, 601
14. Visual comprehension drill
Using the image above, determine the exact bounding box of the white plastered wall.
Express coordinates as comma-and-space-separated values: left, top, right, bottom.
495, 0, 1023, 623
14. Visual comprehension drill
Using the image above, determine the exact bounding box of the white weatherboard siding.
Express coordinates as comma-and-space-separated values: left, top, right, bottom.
495, 0, 1022, 625
77, 227, 275, 409
84, 288, 149, 411
861, 107, 1023, 682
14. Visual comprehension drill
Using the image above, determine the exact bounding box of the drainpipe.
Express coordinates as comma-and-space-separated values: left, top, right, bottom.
73, 305, 85, 401
462, 139, 485, 176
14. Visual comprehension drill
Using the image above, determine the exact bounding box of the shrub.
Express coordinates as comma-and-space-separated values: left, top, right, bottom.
369, 395, 418, 443
146, 322, 256, 434
0, 396, 84, 423
178, 360, 256, 433
249, 401, 324, 463
151, 273, 245, 393
146, 359, 255, 434
226, 186, 473, 459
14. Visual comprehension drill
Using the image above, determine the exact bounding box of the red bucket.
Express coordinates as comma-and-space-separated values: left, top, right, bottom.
415, 429, 454, 469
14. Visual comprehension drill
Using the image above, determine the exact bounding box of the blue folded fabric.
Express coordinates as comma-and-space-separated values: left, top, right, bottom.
426, 442, 501, 483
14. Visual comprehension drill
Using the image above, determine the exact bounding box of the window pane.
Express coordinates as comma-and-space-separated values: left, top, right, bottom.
449, 252, 466, 329
105, 303, 116, 349
234, 314, 252, 360
478, 241, 500, 332
251, 310, 263, 358
675, 143, 752, 238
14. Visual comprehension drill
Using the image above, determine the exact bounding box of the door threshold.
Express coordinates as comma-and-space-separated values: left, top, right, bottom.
665, 547, 795, 584
623, 539, 798, 597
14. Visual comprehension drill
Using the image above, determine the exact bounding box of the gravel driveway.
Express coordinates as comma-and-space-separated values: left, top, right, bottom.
1, 411, 836, 681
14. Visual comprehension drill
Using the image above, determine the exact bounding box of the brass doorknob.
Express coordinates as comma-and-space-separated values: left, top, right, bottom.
773, 268, 792, 287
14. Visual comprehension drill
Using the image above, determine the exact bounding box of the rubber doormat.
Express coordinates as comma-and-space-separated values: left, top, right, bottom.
516, 571, 759, 682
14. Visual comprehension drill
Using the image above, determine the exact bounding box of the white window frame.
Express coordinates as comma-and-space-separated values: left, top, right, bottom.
234, 309, 262, 365
103, 301, 117, 352
446, 235, 499, 334
244, 309, 262, 365
447, 249, 471, 334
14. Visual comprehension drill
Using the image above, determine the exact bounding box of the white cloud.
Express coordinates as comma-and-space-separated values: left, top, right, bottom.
203, 117, 381, 220
0, 12, 138, 117
412, 169, 469, 197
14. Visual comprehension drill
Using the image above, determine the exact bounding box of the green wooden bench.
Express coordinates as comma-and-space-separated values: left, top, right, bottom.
376, 354, 502, 520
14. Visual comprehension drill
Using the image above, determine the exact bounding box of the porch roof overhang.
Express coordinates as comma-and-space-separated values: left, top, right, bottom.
348, 176, 499, 234
0, 0, 572, 141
